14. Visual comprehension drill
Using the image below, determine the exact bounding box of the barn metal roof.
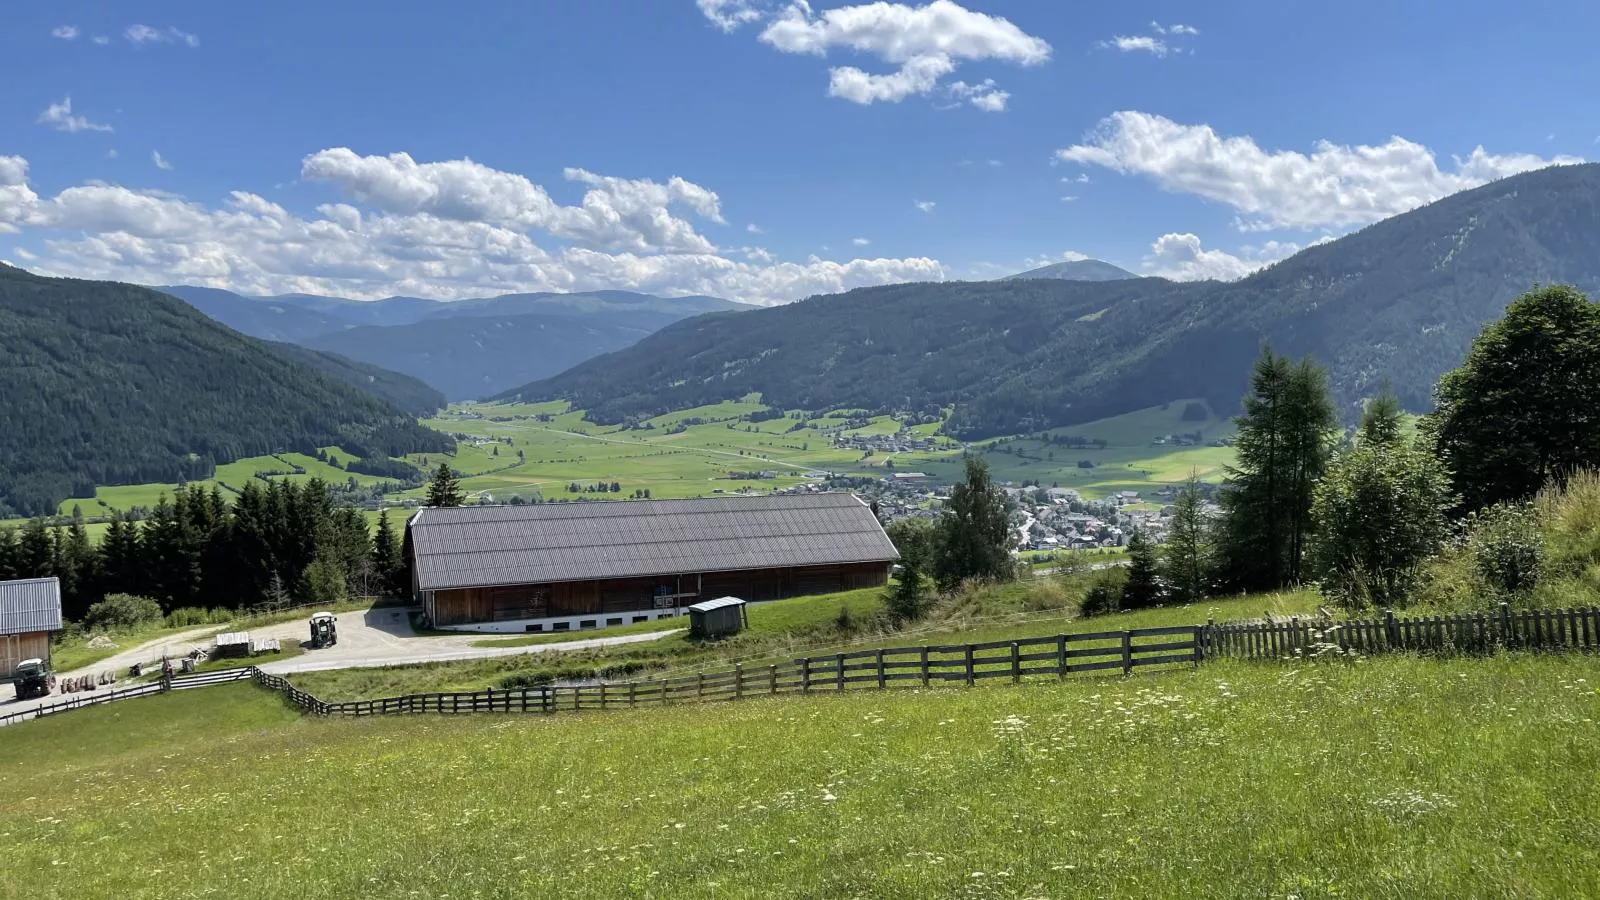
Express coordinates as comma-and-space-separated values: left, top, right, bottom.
0, 577, 63, 634
687, 596, 747, 613
411, 494, 898, 592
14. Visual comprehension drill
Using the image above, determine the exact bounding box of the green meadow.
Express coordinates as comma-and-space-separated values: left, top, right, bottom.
3, 652, 1598, 898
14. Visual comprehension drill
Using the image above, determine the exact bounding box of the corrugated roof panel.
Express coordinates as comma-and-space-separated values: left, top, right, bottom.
0, 577, 64, 634
412, 494, 897, 591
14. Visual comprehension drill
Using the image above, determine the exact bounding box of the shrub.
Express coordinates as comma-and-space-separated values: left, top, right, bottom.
1022, 580, 1072, 612
82, 594, 164, 632
1079, 570, 1126, 617
499, 672, 553, 689
1467, 502, 1544, 601
165, 607, 232, 628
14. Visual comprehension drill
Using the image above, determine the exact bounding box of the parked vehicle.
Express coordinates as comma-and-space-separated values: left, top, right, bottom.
309, 612, 338, 649
13, 658, 54, 700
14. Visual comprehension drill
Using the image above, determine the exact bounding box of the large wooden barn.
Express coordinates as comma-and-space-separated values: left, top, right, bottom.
1, 576, 63, 679
408, 494, 898, 633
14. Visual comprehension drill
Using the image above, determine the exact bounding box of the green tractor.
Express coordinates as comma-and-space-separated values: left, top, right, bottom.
13, 658, 54, 701
309, 612, 338, 649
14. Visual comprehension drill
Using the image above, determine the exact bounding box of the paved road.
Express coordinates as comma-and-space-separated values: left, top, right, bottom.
0, 607, 682, 720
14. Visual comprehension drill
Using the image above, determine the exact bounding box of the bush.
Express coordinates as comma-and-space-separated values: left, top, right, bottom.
1022, 580, 1072, 612
1079, 570, 1126, 617
165, 607, 233, 628
82, 594, 164, 632
1467, 502, 1545, 601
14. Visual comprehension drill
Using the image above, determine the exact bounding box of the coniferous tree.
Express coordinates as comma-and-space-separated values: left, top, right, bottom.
57, 512, 98, 619
1161, 475, 1210, 603
426, 462, 467, 508
373, 509, 404, 596
98, 513, 144, 599
1120, 528, 1163, 609
0, 527, 17, 581
15, 518, 55, 579
932, 456, 1014, 591
1214, 349, 1336, 592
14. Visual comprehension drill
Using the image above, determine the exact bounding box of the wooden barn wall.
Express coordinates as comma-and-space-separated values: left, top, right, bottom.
430, 561, 893, 626
0, 631, 51, 678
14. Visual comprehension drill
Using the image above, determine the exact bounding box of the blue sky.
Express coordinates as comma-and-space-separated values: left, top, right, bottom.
1, 0, 1594, 304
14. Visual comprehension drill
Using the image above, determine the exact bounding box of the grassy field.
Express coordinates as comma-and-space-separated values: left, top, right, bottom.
4, 652, 1599, 898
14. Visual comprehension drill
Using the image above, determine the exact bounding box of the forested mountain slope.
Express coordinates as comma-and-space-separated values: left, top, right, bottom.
262, 342, 447, 417
0, 265, 452, 516
508, 164, 1600, 436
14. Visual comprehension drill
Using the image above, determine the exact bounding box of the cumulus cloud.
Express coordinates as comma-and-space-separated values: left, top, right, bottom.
704, 0, 1049, 109
1058, 111, 1584, 231
52, 25, 79, 40
38, 96, 112, 133
152, 150, 173, 170
915, 200, 936, 212
698, 0, 763, 31
746, 222, 765, 234
0, 151, 943, 305
852, 237, 871, 245
1142, 233, 1310, 281
125, 24, 200, 46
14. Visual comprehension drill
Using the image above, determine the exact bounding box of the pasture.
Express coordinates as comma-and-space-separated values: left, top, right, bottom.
3, 653, 1598, 898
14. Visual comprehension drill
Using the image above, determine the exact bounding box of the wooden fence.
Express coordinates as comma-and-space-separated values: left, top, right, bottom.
1203, 602, 1600, 659
8, 604, 1599, 728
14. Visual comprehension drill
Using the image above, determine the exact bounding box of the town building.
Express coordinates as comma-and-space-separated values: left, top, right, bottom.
1, 577, 63, 679
408, 494, 898, 633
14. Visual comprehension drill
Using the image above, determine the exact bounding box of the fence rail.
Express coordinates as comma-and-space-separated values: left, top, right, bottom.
7, 603, 1598, 729
1203, 602, 1600, 659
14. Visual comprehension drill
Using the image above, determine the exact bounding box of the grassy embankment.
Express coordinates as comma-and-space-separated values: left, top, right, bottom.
3, 652, 1598, 898
291, 582, 1317, 701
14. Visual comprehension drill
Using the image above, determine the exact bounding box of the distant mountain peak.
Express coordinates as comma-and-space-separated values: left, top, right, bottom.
1001, 258, 1135, 282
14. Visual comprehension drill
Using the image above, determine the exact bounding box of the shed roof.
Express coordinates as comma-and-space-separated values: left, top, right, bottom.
687, 596, 746, 613
0, 577, 62, 635
411, 493, 898, 592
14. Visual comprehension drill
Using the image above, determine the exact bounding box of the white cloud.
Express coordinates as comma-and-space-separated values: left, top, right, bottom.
1103, 35, 1167, 56
106, 149, 119, 159
705, 1, 1049, 109
1059, 195, 1077, 202
915, 200, 936, 213
300, 148, 724, 254
0, 151, 944, 306
698, 0, 763, 31
1057, 111, 1585, 231
1020, 249, 1092, 269
1165, 23, 1199, 36
948, 79, 1010, 112
91, 35, 109, 45
746, 222, 765, 234
852, 237, 871, 246
52, 25, 79, 40
986, 159, 1003, 167
152, 150, 172, 171
125, 24, 199, 47
38, 96, 113, 133
1142, 233, 1308, 281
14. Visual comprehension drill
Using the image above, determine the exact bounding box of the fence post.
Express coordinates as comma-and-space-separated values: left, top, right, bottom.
734, 663, 743, 700
876, 650, 886, 689
1010, 642, 1021, 684
1056, 634, 1068, 679
697, 672, 705, 699
1385, 608, 1398, 650
964, 645, 975, 687
1192, 625, 1203, 667
1121, 631, 1132, 676
920, 647, 930, 687
769, 664, 778, 695
801, 658, 811, 694
1500, 601, 1512, 648
835, 653, 845, 692
629, 681, 637, 707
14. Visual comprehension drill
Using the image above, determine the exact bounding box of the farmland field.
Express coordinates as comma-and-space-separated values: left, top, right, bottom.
3, 653, 1598, 898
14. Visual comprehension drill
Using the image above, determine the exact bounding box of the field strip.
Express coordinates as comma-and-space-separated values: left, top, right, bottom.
534, 426, 819, 472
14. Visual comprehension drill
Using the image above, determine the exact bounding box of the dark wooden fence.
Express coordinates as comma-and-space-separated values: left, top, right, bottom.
8, 604, 1599, 728
1203, 603, 1600, 659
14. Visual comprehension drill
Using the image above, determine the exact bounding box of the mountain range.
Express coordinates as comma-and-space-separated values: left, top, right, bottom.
505, 163, 1600, 438
0, 264, 453, 517
1001, 259, 1135, 282
158, 285, 749, 400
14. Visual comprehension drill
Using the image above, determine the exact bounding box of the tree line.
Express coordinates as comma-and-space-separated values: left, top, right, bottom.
0, 478, 407, 621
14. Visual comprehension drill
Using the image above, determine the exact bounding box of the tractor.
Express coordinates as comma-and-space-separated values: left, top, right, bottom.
309, 612, 338, 649
13, 658, 55, 701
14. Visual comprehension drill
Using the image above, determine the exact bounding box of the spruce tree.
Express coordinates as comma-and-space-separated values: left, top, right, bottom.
372, 508, 402, 596
1120, 528, 1162, 609
426, 462, 467, 508
16, 518, 55, 578
1161, 475, 1209, 603
932, 456, 1014, 591
0, 527, 16, 581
